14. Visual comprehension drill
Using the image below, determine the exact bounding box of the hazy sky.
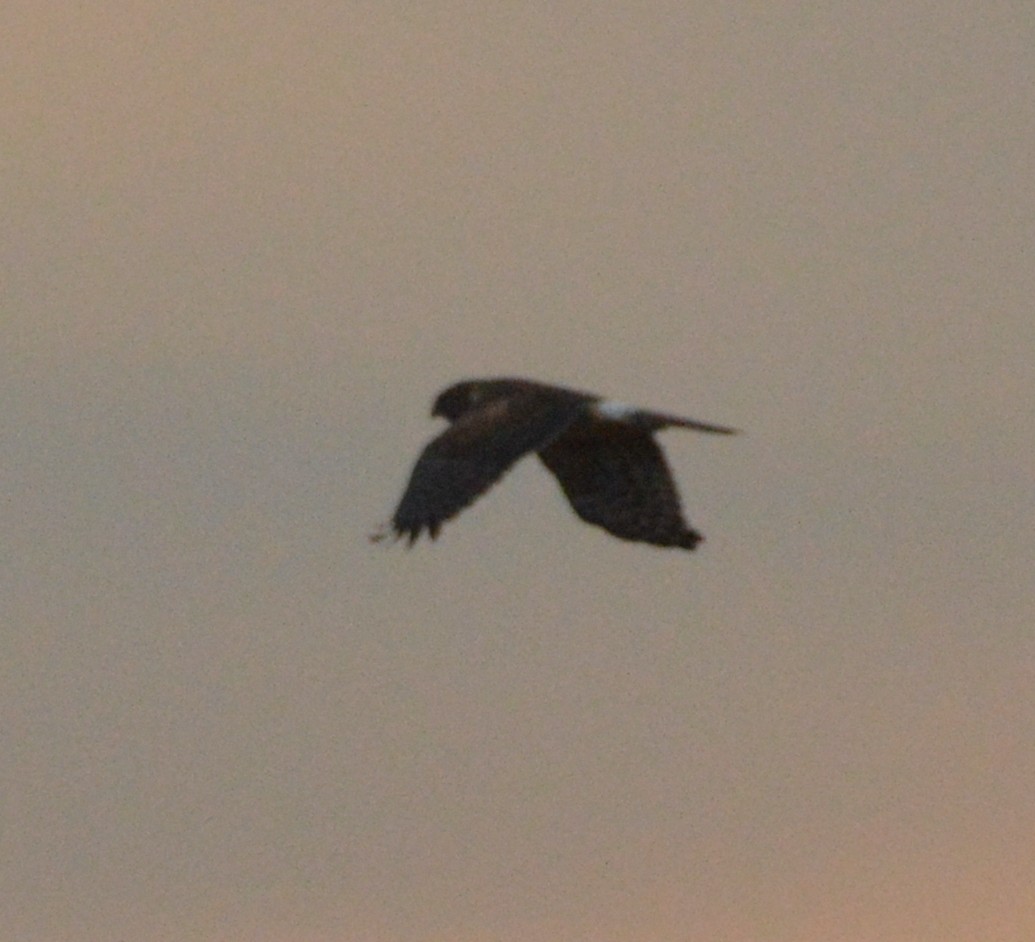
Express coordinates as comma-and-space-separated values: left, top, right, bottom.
4, 3, 1034, 940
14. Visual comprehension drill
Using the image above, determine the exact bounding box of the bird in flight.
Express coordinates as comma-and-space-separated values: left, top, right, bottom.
372, 377, 737, 551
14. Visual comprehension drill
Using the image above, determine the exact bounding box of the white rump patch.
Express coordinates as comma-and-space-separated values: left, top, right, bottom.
594, 399, 638, 421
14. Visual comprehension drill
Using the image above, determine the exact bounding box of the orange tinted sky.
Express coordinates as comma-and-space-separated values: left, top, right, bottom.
4, 3, 1034, 940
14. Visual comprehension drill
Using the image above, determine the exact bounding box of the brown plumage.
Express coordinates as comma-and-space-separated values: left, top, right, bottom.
372, 378, 737, 551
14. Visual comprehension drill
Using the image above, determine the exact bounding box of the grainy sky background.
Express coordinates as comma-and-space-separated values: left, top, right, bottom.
4, 3, 1034, 941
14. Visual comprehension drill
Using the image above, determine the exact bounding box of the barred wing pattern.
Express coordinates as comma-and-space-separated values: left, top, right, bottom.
389, 394, 580, 544
375, 377, 735, 550
538, 420, 702, 550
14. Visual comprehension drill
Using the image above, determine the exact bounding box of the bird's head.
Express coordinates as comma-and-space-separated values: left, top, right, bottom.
431, 379, 521, 422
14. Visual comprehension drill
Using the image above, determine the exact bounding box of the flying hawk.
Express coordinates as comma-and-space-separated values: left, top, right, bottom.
372, 377, 736, 551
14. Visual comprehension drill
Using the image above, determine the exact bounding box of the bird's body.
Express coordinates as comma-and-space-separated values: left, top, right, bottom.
374, 377, 736, 551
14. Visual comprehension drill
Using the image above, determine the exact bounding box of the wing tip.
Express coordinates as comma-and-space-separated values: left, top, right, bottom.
369, 522, 397, 545
370, 518, 443, 547
679, 529, 703, 551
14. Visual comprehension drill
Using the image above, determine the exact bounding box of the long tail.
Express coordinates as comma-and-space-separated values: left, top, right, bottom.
662, 414, 736, 436
653, 412, 739, 435
593, 399, 738, 434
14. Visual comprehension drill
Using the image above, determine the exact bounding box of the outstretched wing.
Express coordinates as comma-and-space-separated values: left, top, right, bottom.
538, 422, 702, 550
386, 395, 582, 544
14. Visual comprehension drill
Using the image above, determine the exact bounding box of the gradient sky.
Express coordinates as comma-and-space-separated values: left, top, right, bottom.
4, 3, 1035, 940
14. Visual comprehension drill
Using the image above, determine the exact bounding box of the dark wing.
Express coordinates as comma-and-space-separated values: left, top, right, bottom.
538, 421, 702, 550
387, 395, 582, 544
